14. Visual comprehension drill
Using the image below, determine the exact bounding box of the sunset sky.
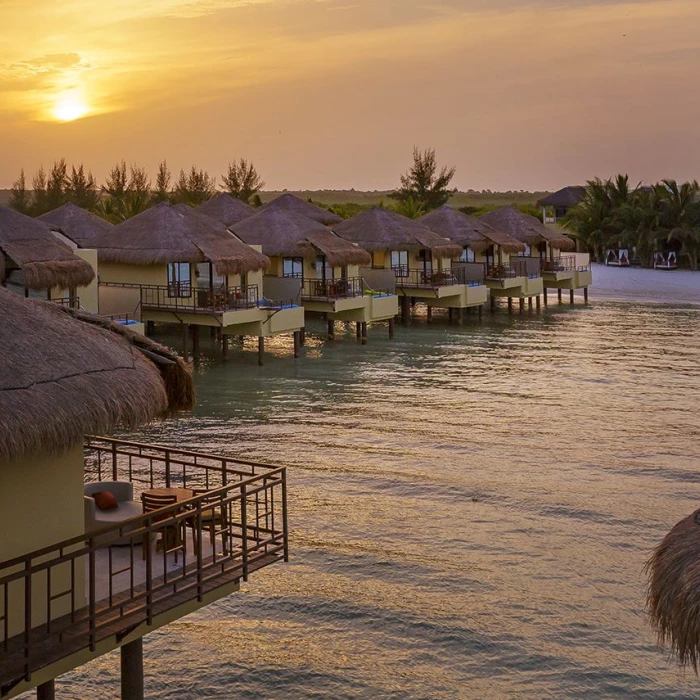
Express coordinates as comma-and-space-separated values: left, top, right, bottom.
2, 0, 700, 191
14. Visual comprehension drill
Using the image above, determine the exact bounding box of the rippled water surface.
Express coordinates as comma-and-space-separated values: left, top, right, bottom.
51, 298, 700, 698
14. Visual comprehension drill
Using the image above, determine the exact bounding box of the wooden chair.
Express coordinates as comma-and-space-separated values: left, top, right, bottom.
185, 488, 228, 552
141, 493, 183, 562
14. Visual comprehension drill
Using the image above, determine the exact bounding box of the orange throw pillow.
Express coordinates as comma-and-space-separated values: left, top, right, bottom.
92, 491, 119, 510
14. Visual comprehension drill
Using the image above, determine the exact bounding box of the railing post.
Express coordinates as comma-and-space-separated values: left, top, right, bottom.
24, 559, 31, 680
281, 469, 289, 563
88, 539, 96, 651
241, 484, 248, 582
165, 451, 171, 488
145, 518, 153, 625
111, 440, 118, 481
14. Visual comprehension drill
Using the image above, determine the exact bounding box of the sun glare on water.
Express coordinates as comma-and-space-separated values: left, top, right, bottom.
52, 93, 89, 122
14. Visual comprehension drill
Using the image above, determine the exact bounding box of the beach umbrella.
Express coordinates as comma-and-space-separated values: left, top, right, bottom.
646, 508, 700, 671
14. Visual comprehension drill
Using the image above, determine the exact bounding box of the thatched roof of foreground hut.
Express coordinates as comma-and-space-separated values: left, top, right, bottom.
418, 206, 525, 255
38, 202, 114, 247
479, 206, 575, 251
197, 193, 256, 227
646, 509, 700, 672
333, 207, 463, 259
0, 206, 95, 290
537, 186, 586, 208
0, 288, 194, 462
230, 208, 371, 267
89, 202, 269, 275
259, 193, 343, 226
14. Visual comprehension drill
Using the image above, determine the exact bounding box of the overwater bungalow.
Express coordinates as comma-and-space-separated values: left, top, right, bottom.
258, 192, 344, 226
229, 207, 397, 341
197, 192, 256, 227
537, 186, 585, 226
89, 202, 304, 364
0, 205, 97, 311
418, 206, 527, 312
332, 207, 476, 324
646, 509, 700, 672
0, 289, 288, 698
480, 207, 591, 305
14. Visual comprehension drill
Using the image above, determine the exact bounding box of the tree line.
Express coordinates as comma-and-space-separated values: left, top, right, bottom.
9, 158, 265, 222
563, 175, 700, 269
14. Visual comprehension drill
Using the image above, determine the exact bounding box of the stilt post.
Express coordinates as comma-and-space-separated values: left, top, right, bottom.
121, 638, 144, 700
478, 305, 484, 321
426, 306, 433, 323
528, 297, 533, 310
257, 337, 265, 366
519, 298, 525, 314
570, 289, 575, 304
222, 334, 228, 359
37, 680, 55, 700
388, 318, 395, 339
327, 319, 335, 341
584, 287, 589, 303
557, 289, 562, 303
300, 327, 306, 345
356, 322, 362, 341
536, 295, 541, 311
293, 331, 300, 359
191, 324, 200, 359
507, 297, 513, 314
543, 288, 548, 306
490, 296, 495, 313
361, 322, 368, 345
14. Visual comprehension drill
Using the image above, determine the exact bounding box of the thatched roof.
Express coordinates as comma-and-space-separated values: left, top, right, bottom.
259, 193, 343, 226
230, 208, 371, 267
0, 288, 194, 462
419, 206, 524, 254
38, 202, 114, 247
197, 194, 256, 227
333, 207, 463, 259
89, 202, 269, 275
646, 509, 700, 672
537, 186, 586, 208
479, 207, 575, 251
0, 206, 96, 290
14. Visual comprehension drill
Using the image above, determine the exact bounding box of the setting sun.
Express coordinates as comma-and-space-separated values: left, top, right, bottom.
53, 93, 88, 122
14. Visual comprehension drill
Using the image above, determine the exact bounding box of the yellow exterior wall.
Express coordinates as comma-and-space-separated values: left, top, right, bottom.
0, 444, 86, 639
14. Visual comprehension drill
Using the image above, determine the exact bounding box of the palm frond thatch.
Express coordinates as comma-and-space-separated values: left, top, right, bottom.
89, 202, 269, 275
197, 193, 256, 227
38, 202, 114, 247
0, 206, 96, 290
480, 206, 576, 251
0, 288, 194, 462
333, 207, 463, 258
419, 206, 521, 254
259, 193, 343, 226
537, 186, 586, 208
231, 208, 371, 267
646, 509, 700, 672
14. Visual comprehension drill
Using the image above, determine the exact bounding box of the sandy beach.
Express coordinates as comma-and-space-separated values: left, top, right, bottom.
589, 263, 700, 305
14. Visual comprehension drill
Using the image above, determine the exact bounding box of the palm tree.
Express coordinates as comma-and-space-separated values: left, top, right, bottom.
659, 180, 700, 270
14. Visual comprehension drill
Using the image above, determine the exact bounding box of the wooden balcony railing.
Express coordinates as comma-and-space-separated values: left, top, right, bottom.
486, 259, 541, 280
51, 296, 80, 309
301, 277, 363, 301
100, 283, 259, 315
393, 268, 460, 288
0, 437, 288, 696
541, 256, 576, 273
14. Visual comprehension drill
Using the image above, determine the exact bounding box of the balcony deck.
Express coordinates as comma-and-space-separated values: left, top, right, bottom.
0, 438, 288, 698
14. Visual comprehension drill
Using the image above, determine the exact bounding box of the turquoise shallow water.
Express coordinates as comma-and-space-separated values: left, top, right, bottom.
44, 301, 700, 698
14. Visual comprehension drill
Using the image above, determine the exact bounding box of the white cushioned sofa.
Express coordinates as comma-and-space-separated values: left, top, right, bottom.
84, 481, 143, 541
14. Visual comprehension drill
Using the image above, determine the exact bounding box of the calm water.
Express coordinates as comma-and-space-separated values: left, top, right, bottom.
51, 299, 700, 698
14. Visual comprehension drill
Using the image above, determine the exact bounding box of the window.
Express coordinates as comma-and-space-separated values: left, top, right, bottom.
196, 262, 225, 290
418, 249, 433, 273
517, 244, 531, 258
460, 247, 475, 263
283, 257, 303, 278
390, 250, 408, 276
167, 262, 191, 297
315, 255, 332, 281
